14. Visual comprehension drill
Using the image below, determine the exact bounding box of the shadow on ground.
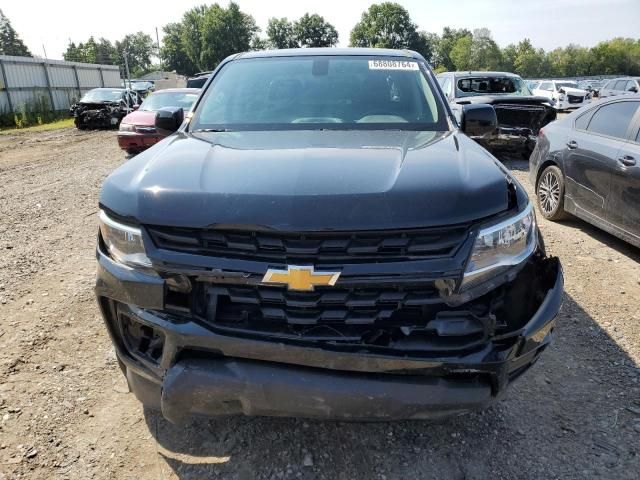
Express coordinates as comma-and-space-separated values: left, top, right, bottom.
143, 294, 640, 480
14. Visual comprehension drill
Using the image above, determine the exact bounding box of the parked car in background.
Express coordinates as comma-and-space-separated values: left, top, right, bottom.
437, 71, 556, 157
130, 80, 155, 98
598, 77, 640, 98
117, 88, 200, 154
186, 71, 212, 88
530, 95, 640, 247
121, 80, 155, 96
96, 49, 563, 423
578, 79, 605, 98
532, 80, 591, 111
527, 80, 540, 91
70, 88, 142, 130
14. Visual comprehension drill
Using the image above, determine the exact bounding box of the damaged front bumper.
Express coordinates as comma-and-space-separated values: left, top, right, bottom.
95, 244, 563, 423
70, 103, 126, 129
117, 131, 162, 153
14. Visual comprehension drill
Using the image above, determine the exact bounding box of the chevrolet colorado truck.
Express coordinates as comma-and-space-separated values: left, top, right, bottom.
95, 48, 563, 423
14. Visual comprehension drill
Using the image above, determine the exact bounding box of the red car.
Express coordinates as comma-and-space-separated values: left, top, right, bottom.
117, 88, 200, 154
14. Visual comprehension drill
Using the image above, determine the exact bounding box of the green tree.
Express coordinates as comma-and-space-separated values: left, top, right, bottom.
508, 39, 545, 77
349, 2, 423, 51
450, 34, 472, 70
0, 8, 31, 56
95, 38, 118, 64
250, 36, 269, 51
470, 28, 502, 71
267, 17, 298, 49
293, 13, 338, 48
63, 37, 117, 64
590, 38, 640, 76
501, 43, 518, 72
199, 2, 259, 70
549, 44, 587, 77
116, 32, 156, 76
180, 5, 210, 72
161, 23, 198, 75
418, 31, 440, 67
437, 27, 471, 71
162, 3, 260, 72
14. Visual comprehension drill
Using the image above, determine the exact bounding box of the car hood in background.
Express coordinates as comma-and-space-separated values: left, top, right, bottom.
121, 110, 156, 127
455, 95, 554, 106
100, 130, 512, 231
558, 87, 589, 96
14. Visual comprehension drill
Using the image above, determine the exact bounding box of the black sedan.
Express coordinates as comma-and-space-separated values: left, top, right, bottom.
530, 96, 640, 247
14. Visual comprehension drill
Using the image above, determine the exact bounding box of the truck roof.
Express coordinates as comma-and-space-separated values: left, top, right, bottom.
439, 71, 522, 78
236, 48, 424, 60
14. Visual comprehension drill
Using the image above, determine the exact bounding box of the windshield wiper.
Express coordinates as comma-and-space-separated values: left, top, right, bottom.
192, 128, 233, 133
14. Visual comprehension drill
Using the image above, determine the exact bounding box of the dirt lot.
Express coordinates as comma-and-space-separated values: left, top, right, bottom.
0, 127, 639, 480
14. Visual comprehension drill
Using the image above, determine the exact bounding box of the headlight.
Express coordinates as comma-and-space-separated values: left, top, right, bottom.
119, 123, 135, 132
99, 210, 151, 268
461, 203, 537, 291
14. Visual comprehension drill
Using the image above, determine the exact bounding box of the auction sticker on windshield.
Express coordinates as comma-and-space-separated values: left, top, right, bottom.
368, 60, 419, 71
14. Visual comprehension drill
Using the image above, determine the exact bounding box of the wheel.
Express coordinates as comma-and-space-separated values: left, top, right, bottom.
536, 165, 568, 221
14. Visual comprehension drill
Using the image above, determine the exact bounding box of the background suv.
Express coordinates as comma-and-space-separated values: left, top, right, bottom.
437, 71, 556, 157
532, 80, 591, 110
599, 78, 640, 98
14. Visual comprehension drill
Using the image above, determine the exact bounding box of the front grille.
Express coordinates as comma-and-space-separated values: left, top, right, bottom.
568, 95, 584, 104
207, 284, 443, 325
195, 283, 499, 353
494, 104, 547, 129
147, 226, 470, 264
135, 126, 156, 133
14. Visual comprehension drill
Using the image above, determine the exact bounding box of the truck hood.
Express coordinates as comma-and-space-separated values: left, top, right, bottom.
100, 130, 512, 231
455, 95, 553, 106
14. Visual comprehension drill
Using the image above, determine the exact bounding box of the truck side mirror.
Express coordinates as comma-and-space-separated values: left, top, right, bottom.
460, 104, 498, 137
155, 107, 184, 133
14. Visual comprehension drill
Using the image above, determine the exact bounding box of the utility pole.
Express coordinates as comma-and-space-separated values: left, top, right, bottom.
42, 44, 48, 59
155, 27, 161, 66
123, 50, 132, 89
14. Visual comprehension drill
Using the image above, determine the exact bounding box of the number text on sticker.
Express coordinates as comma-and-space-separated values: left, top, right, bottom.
368, 60, 420, 71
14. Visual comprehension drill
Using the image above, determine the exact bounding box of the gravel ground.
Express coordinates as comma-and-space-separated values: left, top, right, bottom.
0, 127, 638, 480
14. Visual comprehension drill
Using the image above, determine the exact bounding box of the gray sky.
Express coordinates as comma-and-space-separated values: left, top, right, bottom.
5, 0, 640, 60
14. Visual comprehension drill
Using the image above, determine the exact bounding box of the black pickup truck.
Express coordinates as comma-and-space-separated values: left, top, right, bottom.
437, 71, 557, 157
96, 49, 562, 423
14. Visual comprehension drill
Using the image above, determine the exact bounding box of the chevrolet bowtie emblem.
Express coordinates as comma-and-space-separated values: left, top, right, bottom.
261, 265, 341, 291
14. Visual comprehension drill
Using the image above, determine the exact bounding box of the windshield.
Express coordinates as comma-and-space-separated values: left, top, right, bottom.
140, 91, 198, 112
80, 89, 123, 103
191, 56, 445, 131
555, 82, 578, 90
455, 76, 532, 97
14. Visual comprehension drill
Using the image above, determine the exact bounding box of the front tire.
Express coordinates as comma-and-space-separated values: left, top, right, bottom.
536, 165, 568, 221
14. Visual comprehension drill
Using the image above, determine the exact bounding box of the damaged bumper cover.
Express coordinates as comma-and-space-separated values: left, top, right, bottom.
95, 242, 563, 423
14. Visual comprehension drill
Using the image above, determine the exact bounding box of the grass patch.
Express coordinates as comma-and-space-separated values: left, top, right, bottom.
0, 117, 75, 134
